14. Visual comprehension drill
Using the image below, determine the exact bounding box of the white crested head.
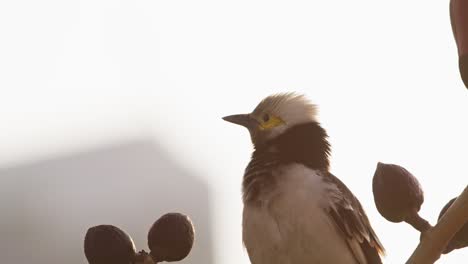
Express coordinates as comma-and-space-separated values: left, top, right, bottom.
223, 92, 319, 147
253, 92, 318, 126
251, 93, 318, 142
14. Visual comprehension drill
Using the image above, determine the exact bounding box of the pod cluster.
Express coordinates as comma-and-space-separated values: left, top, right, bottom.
372, 162, 467, 254
84, 212, 195, 264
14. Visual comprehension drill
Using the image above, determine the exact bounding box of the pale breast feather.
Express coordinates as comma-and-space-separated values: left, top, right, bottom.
242, 164, 363, 264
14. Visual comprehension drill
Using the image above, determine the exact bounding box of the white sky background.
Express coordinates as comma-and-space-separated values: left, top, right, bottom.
1, 0, 467, 263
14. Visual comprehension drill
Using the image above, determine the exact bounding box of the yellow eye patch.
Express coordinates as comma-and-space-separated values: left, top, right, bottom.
259, 114, 284, 130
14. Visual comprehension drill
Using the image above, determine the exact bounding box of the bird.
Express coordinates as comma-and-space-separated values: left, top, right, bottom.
223, 93, 385, 264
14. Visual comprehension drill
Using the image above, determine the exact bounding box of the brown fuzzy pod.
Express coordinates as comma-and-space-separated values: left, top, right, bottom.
148, 213, 195, 262
84, 225, 136, 264
372, 162, 431, 232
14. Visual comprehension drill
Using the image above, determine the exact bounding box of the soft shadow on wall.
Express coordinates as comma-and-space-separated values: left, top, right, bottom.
0, 139, 213, 264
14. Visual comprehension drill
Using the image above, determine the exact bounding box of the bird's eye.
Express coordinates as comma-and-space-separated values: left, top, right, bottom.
262, 114, 270, 122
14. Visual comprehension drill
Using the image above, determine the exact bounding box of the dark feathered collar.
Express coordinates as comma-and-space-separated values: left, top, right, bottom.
254, 121, 331, 170
243, 122, 331, 203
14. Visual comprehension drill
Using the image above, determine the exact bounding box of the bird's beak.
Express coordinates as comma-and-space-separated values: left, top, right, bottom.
222, 114, 258, 129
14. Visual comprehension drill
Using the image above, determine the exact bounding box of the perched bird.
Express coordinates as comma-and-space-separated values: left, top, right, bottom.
223, 93, 385, 264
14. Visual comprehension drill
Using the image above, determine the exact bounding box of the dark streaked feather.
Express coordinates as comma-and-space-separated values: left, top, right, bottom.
325, 173, 385, 264
243, 150, 280, 203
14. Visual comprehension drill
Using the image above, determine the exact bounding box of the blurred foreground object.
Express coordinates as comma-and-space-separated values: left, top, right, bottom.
84, 212, 194, 264
450, 0, 468, 89
438, 197, 468, 254
148, 213, 195, 262
84, 225, 136, 264
372, 162, 431, 232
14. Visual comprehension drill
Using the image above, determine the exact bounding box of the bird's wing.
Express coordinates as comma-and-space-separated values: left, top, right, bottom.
324, 172, 385, 264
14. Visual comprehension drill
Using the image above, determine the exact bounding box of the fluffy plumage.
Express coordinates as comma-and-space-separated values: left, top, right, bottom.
253, 93, 318, 125
224, 93, 385, 264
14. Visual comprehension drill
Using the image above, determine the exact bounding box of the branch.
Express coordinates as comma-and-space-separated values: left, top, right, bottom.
406, 185, 468, 264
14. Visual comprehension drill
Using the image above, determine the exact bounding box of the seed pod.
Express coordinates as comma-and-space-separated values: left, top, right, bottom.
148, 213, 195, 262
450, 0, 468, 89
372, 162, 431, 232
84, 225, 136, 264
438, 197, 468, 254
